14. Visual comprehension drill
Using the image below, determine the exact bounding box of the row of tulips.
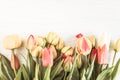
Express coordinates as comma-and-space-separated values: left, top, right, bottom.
0, 32, 120, 80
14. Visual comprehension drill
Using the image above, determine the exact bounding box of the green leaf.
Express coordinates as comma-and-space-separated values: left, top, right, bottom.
86, 55, 96, 80
14, 66, 23, 80
111, 58, 120, 80
27, 51, 36, 79
71, 65, 79, 80
54, 70, 64, 80
43, 66, 51, 80
51, 60, 64, 80
22, 64, 30, 80
80, 68, 86, 80
1, 54, 15, 79
96, 67, 113, 80
0, 62, 9, 80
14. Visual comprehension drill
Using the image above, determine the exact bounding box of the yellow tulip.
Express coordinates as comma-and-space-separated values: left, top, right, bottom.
3, 34, 22, 50
61, 46, 74, 56
114, 38, 120, 52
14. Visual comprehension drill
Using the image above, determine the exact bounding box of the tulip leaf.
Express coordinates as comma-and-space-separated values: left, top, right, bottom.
54, 70, 64, 80
86, 55, 96, 80
111, 58, 120, 80
1, 54, 15, 79
96, 67, 113, 80
27, 51, 36, 79
43, 66, 51, 80
51, 60, 64, 80
22, 64, 30, 80
80, 68, 86, 80
14, 66, 23, 80
71, 65, 79, 80
0, 62, 9, 80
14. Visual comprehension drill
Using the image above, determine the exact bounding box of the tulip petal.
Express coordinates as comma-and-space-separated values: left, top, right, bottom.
76, 33, 83, 38
82, 38, 90, 52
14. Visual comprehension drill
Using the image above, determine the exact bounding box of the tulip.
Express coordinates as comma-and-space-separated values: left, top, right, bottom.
97, 33, 110, 64
56, 38, 65, 50
35, 36, 46, 47
50, 45, 57, 59
114, 38, 120, 52
11, 53, 20, 70
46, 32, 60, 45
76, 36, 92, 56
31, 46, 43, 58
61, 46, 74, 56
63, 56, 74, 72
89, 35, 96, 47
42, 48, 53, 67
3, 34, 22, 50
26, 35, 36, 50
112, 38, 120, 65
90, 47, 98, 61
46, 32, 54, 43
52, 35, 60, 45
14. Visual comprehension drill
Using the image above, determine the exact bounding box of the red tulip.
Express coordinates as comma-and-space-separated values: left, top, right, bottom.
26, 35, 36, 50
11, 53, 20, 70
90, 47, 98, 61
42, 48, 53, 67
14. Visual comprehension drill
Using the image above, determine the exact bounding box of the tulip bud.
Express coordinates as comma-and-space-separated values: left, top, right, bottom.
89, 35, 96, 47
56, 38, 65, 50
11, 53, 20, 70
31, 46, 43, 58
3, 34, 22, 50
61, 46, 74, 56
50, 45, 57, 59
90, 47, 97, 61
76, 37, 92, 56
114, 38, 120, 52
52, 35, 60, 45
35, 36, 46, 47
42, 48, 53, 67
63, 56, 74, 72
26, 35, 36, 50
46, 32, 55, 43
76, 54, 82, 68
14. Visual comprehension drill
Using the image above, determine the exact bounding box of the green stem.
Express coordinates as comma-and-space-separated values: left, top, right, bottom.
112, 51, 117, 66
12, 49, 17, 76
64, 72, 67, 80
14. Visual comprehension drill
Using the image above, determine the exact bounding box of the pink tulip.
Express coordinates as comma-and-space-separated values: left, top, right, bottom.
97, 33, 110, 64
11, 53, 20, 70
97, 44, 108, 64
26, 35, 36, 50
42, 48, 53, 67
